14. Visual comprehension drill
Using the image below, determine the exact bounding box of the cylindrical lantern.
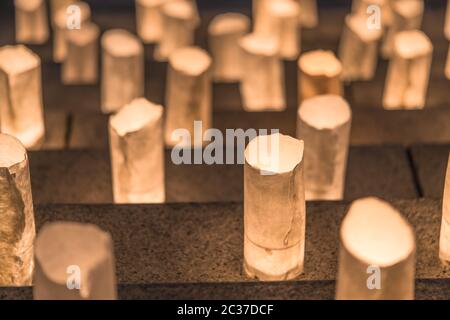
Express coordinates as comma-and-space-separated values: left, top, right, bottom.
253, 0, 270, 36
14, 0, 49, 44
244, 133, 306, 281
298, 50, 343, 102
446, 0, 450, 40
336, 197, 416, 300
297, 0, 318, 28
62, 22, 99, 85
165, 47, 212, 148
34, 222, 117, 300
439, 154, 450, 264
0, 133, 36, 286
0, 45, 45, 149
53, 1, 91, 63
208, 13, 250, 82
239, 34, 286, 111
135, 0, 167, 43
101, 29, 144, 114
339, 14, 382, 81
381, 0, 424, 58
109, 98, 165, 204
383, 30, 432, 110
446, 0, 450, 80
266, 0, 301, 60
297, 95, 352, 201
154, 0, 196, 61
446, 45, 450, 80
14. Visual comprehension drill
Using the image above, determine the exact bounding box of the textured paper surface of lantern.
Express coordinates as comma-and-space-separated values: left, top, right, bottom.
336, 197, 415, 300
339, 14, 382, 81
297, 95, 351, 201
208, 13, 250, 82
0, 134, 36, 286
253, 0, 270, 36
165, 47, 212, 147
109, 98, 165, 204
446, 0, 450, 40
154, 0, 196, 61
62, 22, 99, 85
446, 46, 450, 80
101, 29, 144, 114
0, 45, 45, 149
136, 0, 167, 43
446, 1, 450, 80
14, 0, 49, 44
381, 0, 424, 58
244, 133, 306, 281
34, 222, 117, 300
297, 0, 318, 28
383, 30, 432, 110
266, 0, 301, 60
239, 34, 286, 111
298, 50, 343, 102
53, 1, 91, 63
439, 154, 450, 264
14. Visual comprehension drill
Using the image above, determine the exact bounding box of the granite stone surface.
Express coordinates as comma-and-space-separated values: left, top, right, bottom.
2, 279, 450, 300
410, 144, 450, 198
28, 146, 418, 204
0, 199, 448, 300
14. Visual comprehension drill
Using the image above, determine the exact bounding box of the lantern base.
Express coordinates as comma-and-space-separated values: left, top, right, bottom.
243, 237, 304, 281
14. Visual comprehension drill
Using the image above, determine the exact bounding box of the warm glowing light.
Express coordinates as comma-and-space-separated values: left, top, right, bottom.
297, 95, 352, 200
336, 197, 415, 300
62, 22, 99, 84
239, 34, 286, 111
208, 13, 250, 82
109, 98, 165, 204
244, 133, 306, 281
154, 0, 196, 61
53, 1, 91, 62
34, 222, 117, 300
0, 45, 45, 148
339, 14, 382, 81
0, 133, 35, 286
440, 154, 450, 264
383, 30, 432, 110
298, 50, 343, 101
14, 0, 49, 44
165, 47, 212, 147
101, 29, 144, 113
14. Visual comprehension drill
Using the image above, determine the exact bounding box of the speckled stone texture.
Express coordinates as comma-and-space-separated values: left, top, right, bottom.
1, 279, 450, 300
28, 146, 417, 204
0, 199, 449, 299
410, 144, 450, 198
25, 200, 450, 282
